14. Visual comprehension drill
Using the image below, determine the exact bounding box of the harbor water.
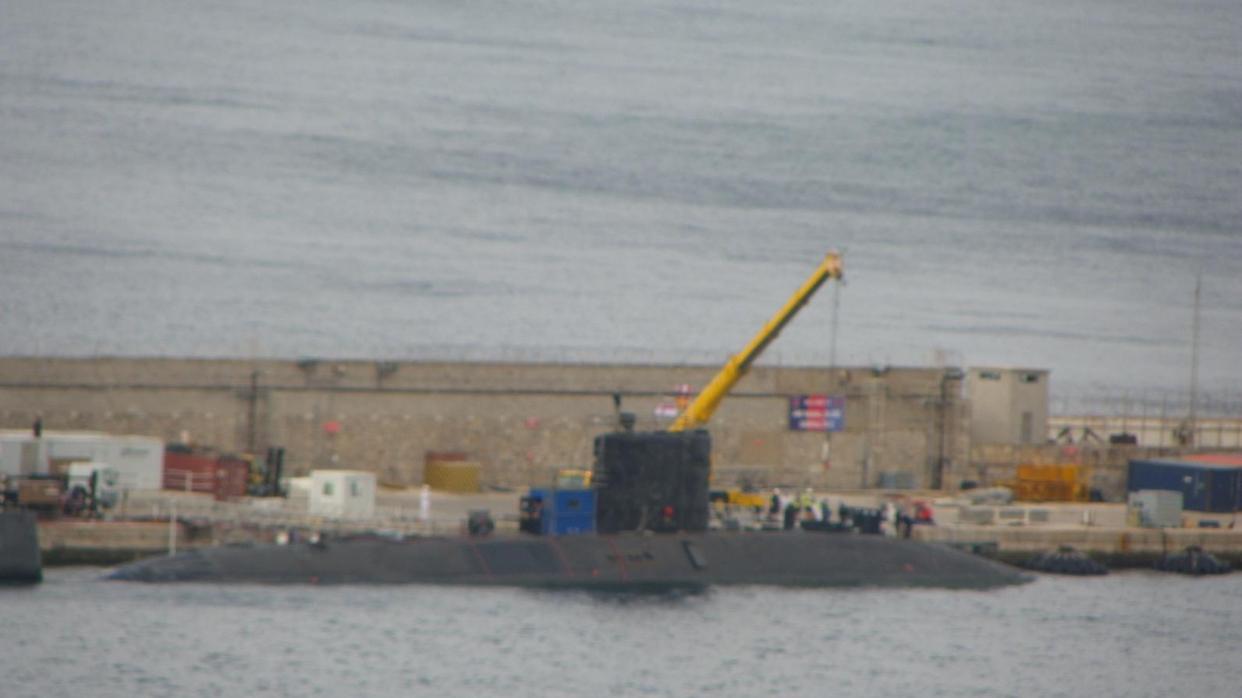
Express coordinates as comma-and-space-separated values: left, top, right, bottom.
2, 0, 1241, 398
2, 567, 1240, 697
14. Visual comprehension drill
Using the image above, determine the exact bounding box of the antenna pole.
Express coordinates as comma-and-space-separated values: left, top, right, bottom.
828, 271, 841, 369
1188, 273, 1201, 445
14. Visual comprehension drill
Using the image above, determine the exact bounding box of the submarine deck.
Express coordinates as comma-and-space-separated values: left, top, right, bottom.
106, 531, 1030, 590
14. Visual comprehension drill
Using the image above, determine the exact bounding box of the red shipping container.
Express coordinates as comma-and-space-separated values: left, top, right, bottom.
164, 451, 250, 500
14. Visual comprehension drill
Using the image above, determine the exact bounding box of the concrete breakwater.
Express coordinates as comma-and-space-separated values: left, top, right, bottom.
915, 523, 1242, 568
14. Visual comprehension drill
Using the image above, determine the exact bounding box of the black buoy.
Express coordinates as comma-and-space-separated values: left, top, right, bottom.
1154, 546, 1232, 576
1020, 545, 1108, 576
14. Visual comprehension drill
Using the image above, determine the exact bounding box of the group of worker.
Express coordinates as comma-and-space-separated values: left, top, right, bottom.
765, 488, 935, 536
768, 488, 833, 530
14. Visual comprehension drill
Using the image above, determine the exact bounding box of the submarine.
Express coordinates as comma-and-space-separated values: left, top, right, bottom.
108, 426, 1028, 590
105, 527, 1027, 589
108, 252, 1029, 590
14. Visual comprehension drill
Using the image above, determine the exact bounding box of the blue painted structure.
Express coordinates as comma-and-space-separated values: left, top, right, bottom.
1127, 458, 1242, 513
527, 488, 596, 536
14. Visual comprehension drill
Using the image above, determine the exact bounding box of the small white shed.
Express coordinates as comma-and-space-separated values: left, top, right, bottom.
308, 470, 376, 519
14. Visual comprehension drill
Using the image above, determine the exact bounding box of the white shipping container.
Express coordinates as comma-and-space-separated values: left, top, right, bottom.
0, 432, 48, 477
104, 436, 163, 490
308, 470, 376, 519
0, 431, 162, 490
1128, 490, 1184, 528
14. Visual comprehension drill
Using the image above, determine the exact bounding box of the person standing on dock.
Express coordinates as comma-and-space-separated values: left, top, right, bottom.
798, 488, 815, 520
419, 485, 431, 524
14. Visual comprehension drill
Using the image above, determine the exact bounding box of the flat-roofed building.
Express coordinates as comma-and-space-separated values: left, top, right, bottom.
966, 367, 1049, 445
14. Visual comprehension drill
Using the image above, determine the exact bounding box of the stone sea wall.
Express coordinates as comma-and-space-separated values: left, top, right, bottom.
0, 357, 968, 490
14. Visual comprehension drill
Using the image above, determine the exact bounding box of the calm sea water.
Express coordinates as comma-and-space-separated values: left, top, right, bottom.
1, 0, 1240, 397
2, 567, 1240, 698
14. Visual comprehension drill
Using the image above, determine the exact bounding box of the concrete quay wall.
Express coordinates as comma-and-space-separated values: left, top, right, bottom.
916, 523, 1242, 566
0, 357, 968, 491
37, 520, 181, 565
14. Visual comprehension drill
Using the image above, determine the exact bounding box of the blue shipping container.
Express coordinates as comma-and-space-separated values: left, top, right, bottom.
544, 512, 595, 536
550, 489, 595, 517
1128, 459, 1242, 513
529, 488, 596, 535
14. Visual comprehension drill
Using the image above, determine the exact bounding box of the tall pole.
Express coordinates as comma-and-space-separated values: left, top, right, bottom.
828, 267, 841, 369
1188, 274, 1201, 446
247, 369, 260, 454
935, 371, 949, 490
168, 500, 177, 556
825, 260, 843, 478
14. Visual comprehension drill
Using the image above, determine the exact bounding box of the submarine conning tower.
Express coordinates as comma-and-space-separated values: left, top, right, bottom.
592, 429, 712, 535
585, 254, 841, 537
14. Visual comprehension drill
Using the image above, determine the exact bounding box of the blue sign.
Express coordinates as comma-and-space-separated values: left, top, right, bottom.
788, 395, 845, 432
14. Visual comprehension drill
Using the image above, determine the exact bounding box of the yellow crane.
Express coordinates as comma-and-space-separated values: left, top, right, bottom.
668, 250, 844, 432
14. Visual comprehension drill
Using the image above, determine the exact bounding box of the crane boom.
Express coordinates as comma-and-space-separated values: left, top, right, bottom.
668, 251, 843, 432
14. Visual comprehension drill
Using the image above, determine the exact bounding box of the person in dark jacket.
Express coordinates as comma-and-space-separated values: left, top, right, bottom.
783, 502, 798, 530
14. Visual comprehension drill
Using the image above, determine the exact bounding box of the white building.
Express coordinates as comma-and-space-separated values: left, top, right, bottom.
965, 367, 1050, 445
0, 432, 47, 477
0, 430, 163, 490
308, 470, 376, 519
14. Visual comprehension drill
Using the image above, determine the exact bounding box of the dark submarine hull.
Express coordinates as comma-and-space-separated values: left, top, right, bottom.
106, 532, 1030, 590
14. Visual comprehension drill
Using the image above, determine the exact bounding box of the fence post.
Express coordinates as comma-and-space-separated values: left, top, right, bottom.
168, 500, 177, 556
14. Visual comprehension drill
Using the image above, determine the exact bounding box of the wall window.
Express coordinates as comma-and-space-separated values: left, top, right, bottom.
323, 482, 334, 496
979, 371, 1001, 380
1021, 372, 1041, 383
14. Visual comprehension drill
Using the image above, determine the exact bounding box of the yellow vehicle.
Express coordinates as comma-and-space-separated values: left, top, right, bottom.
555, 468, 592, 488
724, 489, 770, 509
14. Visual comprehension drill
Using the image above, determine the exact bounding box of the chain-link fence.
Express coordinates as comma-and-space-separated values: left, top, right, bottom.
1052, 388, 1242, 419
1050, 388, 1242, 448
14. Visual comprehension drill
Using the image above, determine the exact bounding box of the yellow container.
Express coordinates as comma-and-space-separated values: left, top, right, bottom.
727, 490, 770, 509
1016, 464, 1080, 483
1010, 463, 1087, 502
424, 457, 481, 493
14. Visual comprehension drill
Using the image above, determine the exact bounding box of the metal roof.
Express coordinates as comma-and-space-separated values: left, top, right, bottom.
1180, 453, 1242, 467
1135, 455, 1242, 471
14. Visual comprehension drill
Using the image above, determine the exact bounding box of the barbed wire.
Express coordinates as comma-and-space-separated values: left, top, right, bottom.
1051, 388, 1242, 418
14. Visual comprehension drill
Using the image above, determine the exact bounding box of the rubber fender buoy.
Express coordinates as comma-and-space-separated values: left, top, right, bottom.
1019, 546, 1107, 576
1154, 546, 1231, 576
